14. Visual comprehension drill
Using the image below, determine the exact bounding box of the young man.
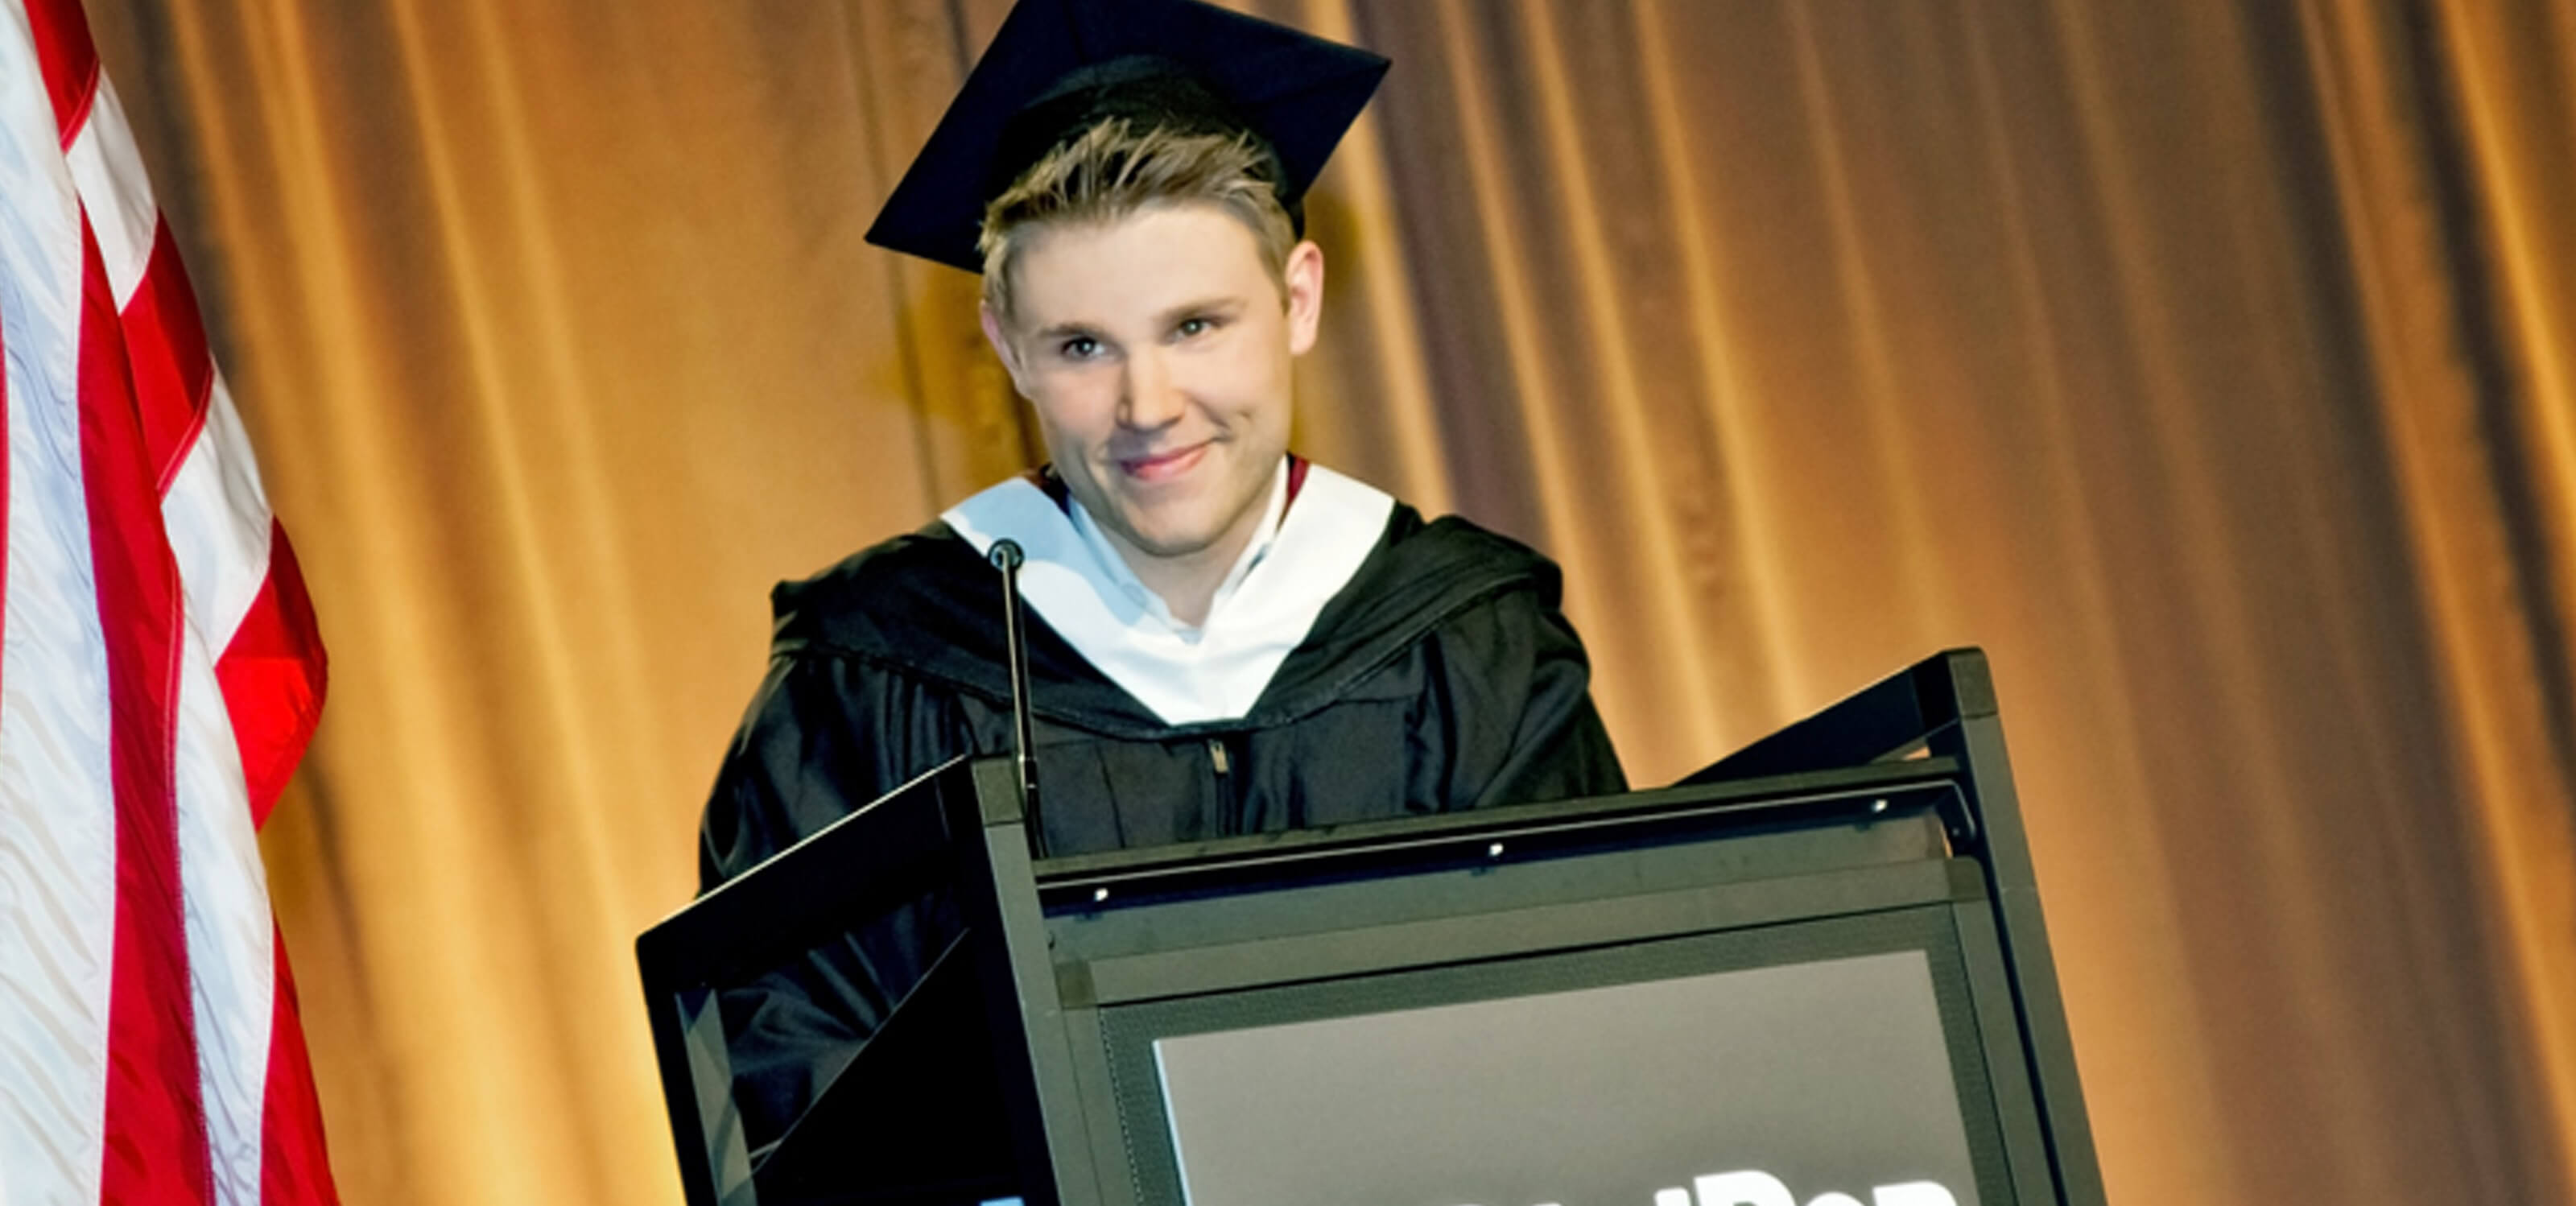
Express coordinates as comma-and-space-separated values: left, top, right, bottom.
696, 0, 1624, 1152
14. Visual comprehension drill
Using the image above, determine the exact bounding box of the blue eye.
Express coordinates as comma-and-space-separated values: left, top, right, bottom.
1059, 336, 1100, 360
1177, 317, 1212, 337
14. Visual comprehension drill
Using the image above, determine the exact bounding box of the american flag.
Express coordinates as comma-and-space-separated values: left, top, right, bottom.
0, 0, 336, 1203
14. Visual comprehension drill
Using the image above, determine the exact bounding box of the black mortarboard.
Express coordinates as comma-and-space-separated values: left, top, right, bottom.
865, 0, 1390, 274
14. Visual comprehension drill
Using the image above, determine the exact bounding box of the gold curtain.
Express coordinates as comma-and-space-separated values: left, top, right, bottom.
75, 0, 2576, 1201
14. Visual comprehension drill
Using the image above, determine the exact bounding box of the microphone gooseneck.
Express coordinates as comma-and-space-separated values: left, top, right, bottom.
988, 539, 1043, 853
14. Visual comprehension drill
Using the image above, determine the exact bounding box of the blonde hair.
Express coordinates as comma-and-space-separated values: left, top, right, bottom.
979, 119, 1297, 320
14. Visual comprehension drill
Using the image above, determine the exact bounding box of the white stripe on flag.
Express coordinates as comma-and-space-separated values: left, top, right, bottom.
62, 76, 154, 307
175, 617, 273, 1206
0, 7, 117, 1205
166, 374, 274, 646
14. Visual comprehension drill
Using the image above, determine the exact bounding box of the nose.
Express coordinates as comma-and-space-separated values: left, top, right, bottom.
1117, 349, 1185, 432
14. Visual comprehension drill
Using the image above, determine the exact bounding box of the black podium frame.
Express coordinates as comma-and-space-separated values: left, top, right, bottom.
638, 648, 2105, 1206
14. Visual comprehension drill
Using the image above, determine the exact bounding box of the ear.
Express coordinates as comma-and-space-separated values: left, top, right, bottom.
1282, 240, 1325, 356
980, 302, 1032, 398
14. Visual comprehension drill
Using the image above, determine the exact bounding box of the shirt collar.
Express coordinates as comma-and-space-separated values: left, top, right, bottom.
1066, 456, 1291, 638
939, 461, 1395, 725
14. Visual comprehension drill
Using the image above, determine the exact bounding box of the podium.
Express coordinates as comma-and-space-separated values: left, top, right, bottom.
638, 649, 2105, 1206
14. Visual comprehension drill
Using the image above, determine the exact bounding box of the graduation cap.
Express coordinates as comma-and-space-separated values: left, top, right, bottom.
866, 0, 1391, 274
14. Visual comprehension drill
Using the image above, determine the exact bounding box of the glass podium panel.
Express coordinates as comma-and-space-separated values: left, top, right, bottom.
1098, 907, 2002, 1206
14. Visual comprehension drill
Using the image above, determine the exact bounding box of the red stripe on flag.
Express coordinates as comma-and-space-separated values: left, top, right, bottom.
78, 221, 214, 1205
121, 221, 216, 491
22, 0, 101, 147
220, 523, 328, 827
258, 931, 341, 1206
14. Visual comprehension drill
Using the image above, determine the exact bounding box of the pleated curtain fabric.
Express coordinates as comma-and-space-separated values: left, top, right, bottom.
64, 0, 2576, 1203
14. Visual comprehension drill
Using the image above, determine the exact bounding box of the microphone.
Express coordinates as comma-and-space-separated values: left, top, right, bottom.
987, 539, 1043, 854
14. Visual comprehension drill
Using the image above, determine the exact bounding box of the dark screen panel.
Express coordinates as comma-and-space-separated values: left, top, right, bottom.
1098, 907, 2008, 1206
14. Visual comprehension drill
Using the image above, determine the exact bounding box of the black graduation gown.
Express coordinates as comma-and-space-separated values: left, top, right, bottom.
696, 500, 1625, 1150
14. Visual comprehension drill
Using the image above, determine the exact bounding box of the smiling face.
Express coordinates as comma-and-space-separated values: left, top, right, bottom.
983, 201, 1323, 578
